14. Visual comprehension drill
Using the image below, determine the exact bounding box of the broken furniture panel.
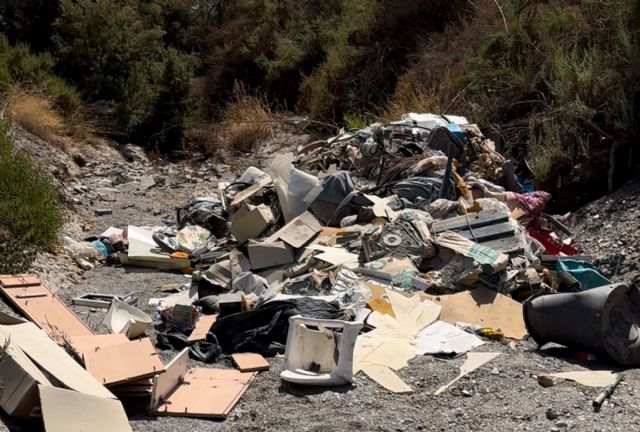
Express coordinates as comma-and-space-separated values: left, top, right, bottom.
0, 275, 94, 342
67, 333, 129, 361
151, 348, 256, 418
187, 314, 218, 342
72, 292, 137, 308
232, 353, 270, 372
0, 321, 115, 418
83, 337, 165, 386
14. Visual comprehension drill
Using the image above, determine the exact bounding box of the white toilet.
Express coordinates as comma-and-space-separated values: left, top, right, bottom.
280, 315, 363, 386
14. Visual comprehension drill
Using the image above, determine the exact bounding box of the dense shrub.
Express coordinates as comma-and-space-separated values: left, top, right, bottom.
53, 0, 193, 149
0, 37, 80, 116
203, 0, 466, 122
389, 0, 640, 209
0, 120, 63, 273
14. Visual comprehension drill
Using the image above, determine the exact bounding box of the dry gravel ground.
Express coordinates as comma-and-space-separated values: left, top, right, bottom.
2, 131, 640, 432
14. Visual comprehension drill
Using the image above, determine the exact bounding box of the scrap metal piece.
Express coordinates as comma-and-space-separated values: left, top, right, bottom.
72, 293, 138, 308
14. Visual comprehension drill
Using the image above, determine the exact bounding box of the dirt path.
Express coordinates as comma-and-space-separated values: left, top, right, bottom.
4, 133, 640, 432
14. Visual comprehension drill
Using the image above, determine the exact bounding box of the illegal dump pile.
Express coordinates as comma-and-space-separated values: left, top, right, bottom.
1, 113, 637, 430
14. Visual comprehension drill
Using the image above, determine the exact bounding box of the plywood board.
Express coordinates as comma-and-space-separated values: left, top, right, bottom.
154, 368, 256, 418
39, 385, 132, 432
187, 314, 218, 342
151, 348, 189, 409
0, 275, 94, 341
436, 287, 527, 339
67, 333, 129, 361
83, 338, 165, 385
0, 275, 40, 288
0, 322, 114, 400
232, 353, 270, 372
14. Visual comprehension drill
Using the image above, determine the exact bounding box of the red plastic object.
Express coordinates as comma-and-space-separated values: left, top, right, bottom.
528, 228, 580, 256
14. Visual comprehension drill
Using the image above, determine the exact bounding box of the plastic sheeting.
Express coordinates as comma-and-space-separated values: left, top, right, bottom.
211, 298, 351, 355
269, 153, 322, 223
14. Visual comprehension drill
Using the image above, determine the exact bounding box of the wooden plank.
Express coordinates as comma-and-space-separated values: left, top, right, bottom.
154, 369, 256, 418
83, 338, 165, 386
0, 275, 41, 288
433, 210, 509, 233
187, 314, 218, 342
0, 275, 94, 342
232, 353, 270, 372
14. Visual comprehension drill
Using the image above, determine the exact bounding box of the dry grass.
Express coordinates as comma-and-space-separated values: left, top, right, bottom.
3, 91, 64, 142
218, 84, 275, 152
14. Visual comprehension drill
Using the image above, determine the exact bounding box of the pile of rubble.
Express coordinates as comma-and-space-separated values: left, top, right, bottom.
1, 113, 637, 430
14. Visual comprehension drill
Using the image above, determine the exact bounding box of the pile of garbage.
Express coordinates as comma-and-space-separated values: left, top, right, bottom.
2, 113, 637, 429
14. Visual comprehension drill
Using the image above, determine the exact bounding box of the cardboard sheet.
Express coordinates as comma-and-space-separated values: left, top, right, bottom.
39, 385, 131, 432
434, 352, 501, 395
361, 257, 418, 289
232, 353, 270, 372
386, 289, 440, 333
83, 338, 165, 385
354, 289, 439, 393
307, 245, 359, 266
229, 204, 275, 244
546, 371, 619, 387
415, 321, 484, 356
435, 287, 527, 339
187, 314, 218, 342
0, 275, 94, 341
361, 364, 412, 393
248, 241, 295, 269
267, 211, 321, 248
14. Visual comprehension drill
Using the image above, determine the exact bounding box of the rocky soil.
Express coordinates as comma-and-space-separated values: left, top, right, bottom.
2, 129, 640, 432
568, 178, 640, 287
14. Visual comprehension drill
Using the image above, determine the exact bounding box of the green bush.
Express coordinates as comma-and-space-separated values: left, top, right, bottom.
390, 0, 640, 209
203, 0, 466, 122
53, 0, 193, 149
0, 120, 63, 273
0, 36, 80, 115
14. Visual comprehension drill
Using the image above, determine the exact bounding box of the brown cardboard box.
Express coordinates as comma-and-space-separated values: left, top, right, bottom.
247, 241, 295, 270
229, 204, 275, 244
